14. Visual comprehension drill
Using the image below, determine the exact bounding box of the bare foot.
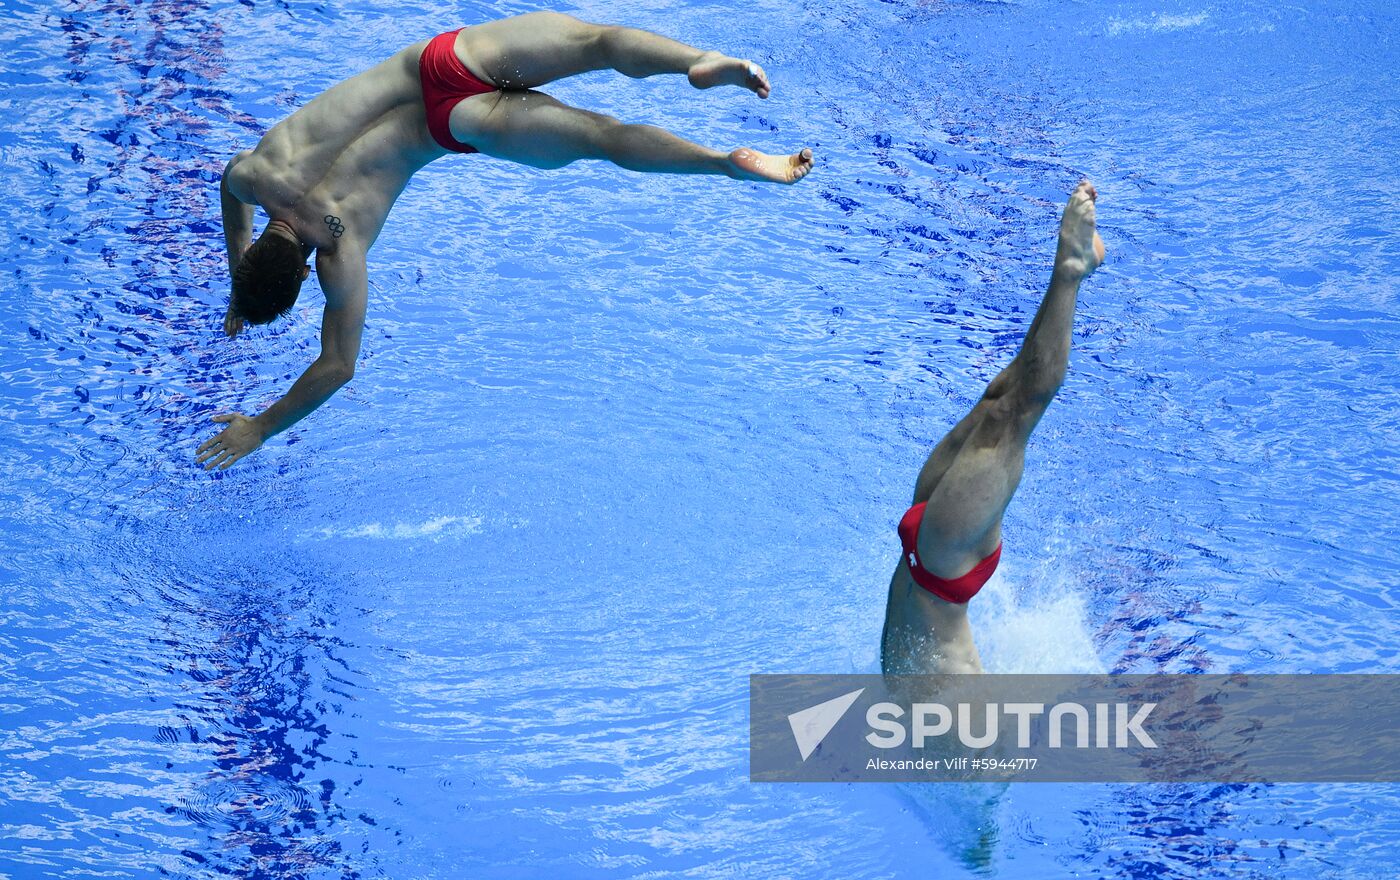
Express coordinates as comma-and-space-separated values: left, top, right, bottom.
688, 52, 770, 98
1056, 180, 1107, 278
727, 147, 813, 184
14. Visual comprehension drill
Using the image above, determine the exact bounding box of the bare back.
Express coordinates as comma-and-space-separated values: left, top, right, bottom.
224, 40, 442, 254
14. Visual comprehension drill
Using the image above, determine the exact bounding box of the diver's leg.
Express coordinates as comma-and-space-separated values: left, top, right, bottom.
990, 181, 1107, 434
458, 12, 770, 96
451, 89, 813, 183
880, 181, 1105, 674
912, 180, 1105, 573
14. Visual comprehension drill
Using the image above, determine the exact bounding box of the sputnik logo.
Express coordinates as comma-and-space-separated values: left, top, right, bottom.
787, 688, 865, 761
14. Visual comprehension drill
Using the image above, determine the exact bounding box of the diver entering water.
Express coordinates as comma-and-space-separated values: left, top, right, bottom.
880, 181, 1106, 675
199, 13, 814, 471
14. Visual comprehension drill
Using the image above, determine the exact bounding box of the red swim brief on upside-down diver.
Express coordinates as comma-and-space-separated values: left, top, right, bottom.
898, 501, 1002, 604
419, 29, 499, 154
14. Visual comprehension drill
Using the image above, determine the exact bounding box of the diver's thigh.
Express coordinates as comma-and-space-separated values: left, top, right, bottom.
450, 89, 613, 169
459, 13, 605, 89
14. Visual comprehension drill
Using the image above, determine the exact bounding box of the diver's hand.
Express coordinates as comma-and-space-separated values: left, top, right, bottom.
197, 413, 265, 470
223, 304, 244, 338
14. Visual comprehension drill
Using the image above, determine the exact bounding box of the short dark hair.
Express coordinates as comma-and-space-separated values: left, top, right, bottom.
231, 233, 307, 324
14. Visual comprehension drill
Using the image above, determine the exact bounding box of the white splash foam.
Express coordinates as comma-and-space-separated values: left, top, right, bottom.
1107, 11, 1209, 36
306, 514, 483, 541
973, 560, 1105, 674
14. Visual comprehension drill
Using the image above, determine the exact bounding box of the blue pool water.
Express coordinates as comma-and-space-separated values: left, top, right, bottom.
2, 0, 1399, 876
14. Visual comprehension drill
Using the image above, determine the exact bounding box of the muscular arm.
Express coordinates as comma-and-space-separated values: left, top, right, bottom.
220, 150, 255, 274
220, 151, 256, 337
196, 247, 368, 470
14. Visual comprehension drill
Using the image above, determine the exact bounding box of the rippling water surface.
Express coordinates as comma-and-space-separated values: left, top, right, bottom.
2, 0, 1398, 877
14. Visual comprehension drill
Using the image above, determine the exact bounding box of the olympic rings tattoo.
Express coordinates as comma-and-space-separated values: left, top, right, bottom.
323, 215, 345, 238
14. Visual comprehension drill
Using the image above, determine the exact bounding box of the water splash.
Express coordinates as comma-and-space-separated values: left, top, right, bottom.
1106, 11, 1210, 36
972, 562, 1105, 675
303, 514, 483, 541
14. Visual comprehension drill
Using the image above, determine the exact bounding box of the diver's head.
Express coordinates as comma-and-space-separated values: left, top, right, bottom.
231, 221, 310, 325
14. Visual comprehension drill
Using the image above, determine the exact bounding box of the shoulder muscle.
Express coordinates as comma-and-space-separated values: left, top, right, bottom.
221, 150, 256, 203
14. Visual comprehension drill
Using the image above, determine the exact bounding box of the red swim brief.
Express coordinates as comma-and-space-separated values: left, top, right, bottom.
419, 29, 498, 154
898, 501, 1002, 604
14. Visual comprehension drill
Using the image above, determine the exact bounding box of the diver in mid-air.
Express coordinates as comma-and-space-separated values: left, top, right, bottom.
199, 13, 813, 471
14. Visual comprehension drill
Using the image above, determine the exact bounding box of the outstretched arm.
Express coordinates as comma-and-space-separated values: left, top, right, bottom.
196, 248, 367, 471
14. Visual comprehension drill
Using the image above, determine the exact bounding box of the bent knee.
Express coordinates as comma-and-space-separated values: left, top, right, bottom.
591, 24, 632, 61
986, 360, 1062, 407
972, 374, 1055, 437
580, 113, 627, 157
